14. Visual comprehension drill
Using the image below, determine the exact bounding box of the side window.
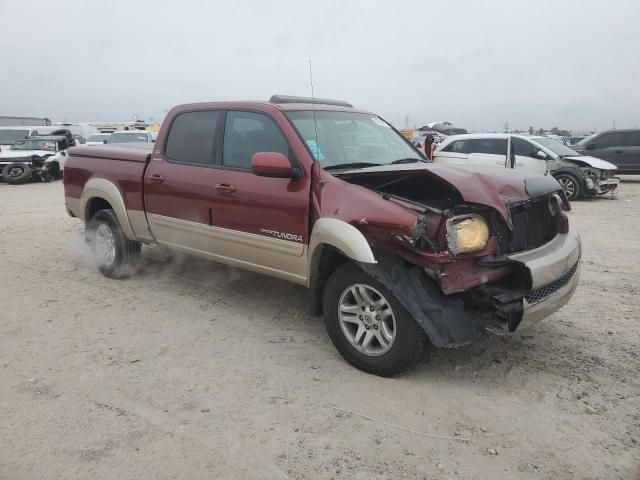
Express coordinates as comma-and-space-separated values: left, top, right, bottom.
624, 131, 640, 147
593, 132, 623, 149
512, 138, 539, 157
165, 110, 220, 165
469, 138, 507, 155
223, 111, 289, 169
442, 139, 468, 153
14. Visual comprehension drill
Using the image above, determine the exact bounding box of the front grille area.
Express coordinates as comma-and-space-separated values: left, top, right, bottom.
525, 261, 579, 304
509, 196, 557, 252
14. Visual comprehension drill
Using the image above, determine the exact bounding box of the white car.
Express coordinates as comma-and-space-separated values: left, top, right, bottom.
434, 133, 619, 199
86, 133, 112, 146
107, 130, 155, 144
0, 136, 69, 184
0, 126, 45, 152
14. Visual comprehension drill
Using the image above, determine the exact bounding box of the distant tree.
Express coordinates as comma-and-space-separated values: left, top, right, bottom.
550, 127, 571, 137
536, 128, 546, 135
528, 126, 534, 134
511, 128, 521, 133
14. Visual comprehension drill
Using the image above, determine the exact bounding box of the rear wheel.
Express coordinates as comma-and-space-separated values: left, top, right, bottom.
2, 163, 32, 184
87, 209, 141, 279
554, 172, 582, 200
323, 262, 426, 376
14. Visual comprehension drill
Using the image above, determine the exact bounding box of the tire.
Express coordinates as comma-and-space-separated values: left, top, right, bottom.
2, 163, 32, 184
46, 162, 61, 180
323, 262, 426, 376
554, 172, 582, 200
87, 209, 141, 279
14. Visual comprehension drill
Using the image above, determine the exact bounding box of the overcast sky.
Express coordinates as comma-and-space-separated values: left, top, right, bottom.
2, 0, 639, 131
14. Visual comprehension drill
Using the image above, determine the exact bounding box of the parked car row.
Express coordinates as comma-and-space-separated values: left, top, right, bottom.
0, 128, 156, 184
434, 133, 620, 200
86, 130, 156, 145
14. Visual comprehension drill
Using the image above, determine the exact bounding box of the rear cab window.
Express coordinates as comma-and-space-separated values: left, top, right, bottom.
165, 110, 221, 165
468, 138, 507, 155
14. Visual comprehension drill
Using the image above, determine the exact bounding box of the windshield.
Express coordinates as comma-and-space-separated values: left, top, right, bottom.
575, 133, 598, 148
534, 137, 580, 157
11, 140, 57, 151
285, 111, 423, 169
87, 134, 109, 142
107, 132, 149, 143
0, 129, 29, 144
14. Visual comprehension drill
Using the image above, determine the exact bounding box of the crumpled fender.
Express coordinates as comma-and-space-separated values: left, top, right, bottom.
358, 251, 493, 347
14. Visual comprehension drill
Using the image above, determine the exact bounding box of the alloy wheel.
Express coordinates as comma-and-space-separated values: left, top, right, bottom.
338, 284, 397, 356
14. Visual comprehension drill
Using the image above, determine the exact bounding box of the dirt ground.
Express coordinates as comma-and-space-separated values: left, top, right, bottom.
1, 179, 639, 480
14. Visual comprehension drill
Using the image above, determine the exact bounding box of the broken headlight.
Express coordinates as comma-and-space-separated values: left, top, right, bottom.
446, 214, 489, 254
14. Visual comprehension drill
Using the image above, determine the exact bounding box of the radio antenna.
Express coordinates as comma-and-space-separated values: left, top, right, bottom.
309, 60, 319, 160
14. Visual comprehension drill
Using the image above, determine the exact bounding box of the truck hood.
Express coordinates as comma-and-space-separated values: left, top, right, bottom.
333, 162, 562, 228
0, 149, 52, 159
563, 155, 617, 170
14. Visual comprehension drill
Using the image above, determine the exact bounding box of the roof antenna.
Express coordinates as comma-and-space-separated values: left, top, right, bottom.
309, 60, 319, 160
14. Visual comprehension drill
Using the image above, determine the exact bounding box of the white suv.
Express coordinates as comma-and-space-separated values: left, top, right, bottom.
434, 134, 619, 199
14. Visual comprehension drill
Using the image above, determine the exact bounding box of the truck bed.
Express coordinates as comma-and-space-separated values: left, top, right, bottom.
69, 143, 153, 163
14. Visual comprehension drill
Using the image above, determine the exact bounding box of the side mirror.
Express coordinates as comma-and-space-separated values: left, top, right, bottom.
251, 152, 298, 178
103, 140, 108, 144
585, 143, 595, 150
534, 150, 547, 159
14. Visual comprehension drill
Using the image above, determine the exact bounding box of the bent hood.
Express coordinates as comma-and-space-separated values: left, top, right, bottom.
334, 162, 562, 228
0, 149, 53, 159
564, 155, 617, 170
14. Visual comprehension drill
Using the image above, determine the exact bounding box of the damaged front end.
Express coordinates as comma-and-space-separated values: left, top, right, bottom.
334, 165, 581, 347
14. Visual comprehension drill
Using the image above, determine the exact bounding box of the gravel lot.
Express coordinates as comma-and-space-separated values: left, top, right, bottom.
1, 179, 639, 480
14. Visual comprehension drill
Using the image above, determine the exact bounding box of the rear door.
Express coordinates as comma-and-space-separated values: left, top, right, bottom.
433, 138, 471, 165
622, 130, 640, 173
205, 109, 311, 284
586, 131, 625, 167
466, 138, 508, 168
144, 109, 224, 249
512, 137, 548, 174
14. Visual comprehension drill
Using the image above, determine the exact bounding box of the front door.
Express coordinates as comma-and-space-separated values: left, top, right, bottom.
206, 109, 311, 284
512, 137, 548, 174
587, 131, 625, 167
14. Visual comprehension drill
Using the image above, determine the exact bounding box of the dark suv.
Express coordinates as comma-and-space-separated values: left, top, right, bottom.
574, 129, 640, 174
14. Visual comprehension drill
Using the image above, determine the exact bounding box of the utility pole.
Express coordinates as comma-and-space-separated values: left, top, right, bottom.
504, 121, 509, 133
405, 115, 409, 129
612, 120, 616, 130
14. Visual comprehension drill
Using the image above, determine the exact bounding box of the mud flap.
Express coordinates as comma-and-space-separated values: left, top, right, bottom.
357, 252, 494, 348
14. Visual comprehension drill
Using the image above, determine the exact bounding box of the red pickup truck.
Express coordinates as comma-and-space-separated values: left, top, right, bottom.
64, 95, 581, 376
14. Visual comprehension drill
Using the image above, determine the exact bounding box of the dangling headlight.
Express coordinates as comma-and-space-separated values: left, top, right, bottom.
446, 214, 490, 254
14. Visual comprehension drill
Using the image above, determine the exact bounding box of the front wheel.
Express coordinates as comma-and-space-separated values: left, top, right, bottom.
554, 172, 582, 200
2, 162, 32, 184
323, 263, 427, 376
87, 209, 141, 279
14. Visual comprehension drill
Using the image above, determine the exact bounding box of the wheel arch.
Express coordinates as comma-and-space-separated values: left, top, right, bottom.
308, 218, 376, 315
81, 178, 136, 240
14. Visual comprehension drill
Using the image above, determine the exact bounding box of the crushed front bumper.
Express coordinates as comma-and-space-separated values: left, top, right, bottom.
507, 229, 581, 328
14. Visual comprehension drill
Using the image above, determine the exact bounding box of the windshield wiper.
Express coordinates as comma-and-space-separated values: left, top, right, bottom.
324, 162, 382, 171
391, 157, 425, 164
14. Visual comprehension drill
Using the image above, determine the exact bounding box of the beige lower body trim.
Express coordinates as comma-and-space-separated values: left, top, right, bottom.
65, 196, 81, 218
127, 209, 154, 243
148, 214, 308, 285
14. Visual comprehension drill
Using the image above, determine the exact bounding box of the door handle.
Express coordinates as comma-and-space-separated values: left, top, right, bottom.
614, 150, 624, 154
215, 183, 236, 193
495, 161, 505, 166
149, 174, 165, 183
